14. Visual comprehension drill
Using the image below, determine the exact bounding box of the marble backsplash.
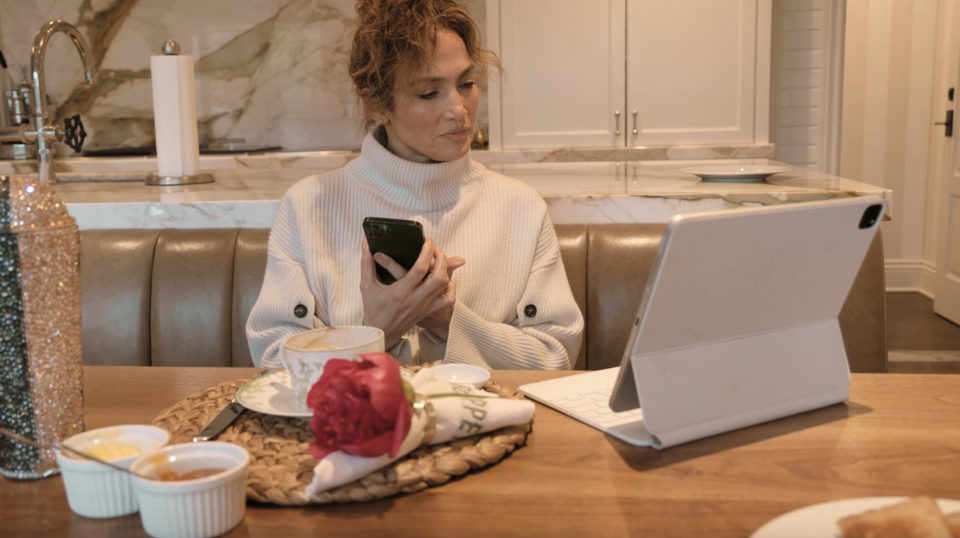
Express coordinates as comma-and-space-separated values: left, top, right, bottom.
0, 0, 487, 154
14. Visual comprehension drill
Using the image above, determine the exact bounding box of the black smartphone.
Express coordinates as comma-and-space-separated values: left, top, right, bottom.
362, 217, 426, 284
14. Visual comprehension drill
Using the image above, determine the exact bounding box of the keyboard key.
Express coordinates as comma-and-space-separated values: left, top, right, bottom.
581, 410, 600, 418
590, 394, 607, 401
595, 407, 612, 415
613, 411, 634, 418
593, 414, 619, 424
569, 401, 599, 412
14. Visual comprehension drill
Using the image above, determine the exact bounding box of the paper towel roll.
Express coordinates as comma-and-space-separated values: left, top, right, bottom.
150, 54, 200, 177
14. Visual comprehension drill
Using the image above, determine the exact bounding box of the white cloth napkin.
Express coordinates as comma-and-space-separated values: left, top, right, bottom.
305, 368, 534, 496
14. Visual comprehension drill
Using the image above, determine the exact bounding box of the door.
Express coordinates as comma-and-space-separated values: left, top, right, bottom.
935, 1, 960, 324
626, 0, 758, 146
934, 109, 960, 323
499, 0, 626, 149
935, 98, 960, 323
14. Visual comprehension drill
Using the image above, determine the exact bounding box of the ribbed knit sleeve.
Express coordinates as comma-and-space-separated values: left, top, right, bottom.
419, 213, 584, 369
246, 192, 322, 367
246, 173, 417, 367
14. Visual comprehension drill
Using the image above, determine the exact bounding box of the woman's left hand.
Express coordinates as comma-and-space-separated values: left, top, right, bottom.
360, 238, 464, 347
416, 252, 464, 341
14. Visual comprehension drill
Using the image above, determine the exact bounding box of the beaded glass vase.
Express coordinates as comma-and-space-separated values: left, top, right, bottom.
0, 175, 84, 479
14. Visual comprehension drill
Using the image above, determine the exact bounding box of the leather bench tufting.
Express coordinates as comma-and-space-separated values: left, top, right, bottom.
78, 225, 886, 372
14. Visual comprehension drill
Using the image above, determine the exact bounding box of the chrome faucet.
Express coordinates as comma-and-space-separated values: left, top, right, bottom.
0, 20, 97, 183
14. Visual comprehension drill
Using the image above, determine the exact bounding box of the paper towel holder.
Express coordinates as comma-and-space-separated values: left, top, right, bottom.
146, 40, 213, 186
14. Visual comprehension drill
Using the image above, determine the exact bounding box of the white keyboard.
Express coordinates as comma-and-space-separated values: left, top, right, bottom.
519, 368, 655, 446
544, 386, 643, 425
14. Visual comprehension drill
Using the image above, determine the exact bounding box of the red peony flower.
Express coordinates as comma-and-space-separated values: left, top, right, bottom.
307, 352, 412, 460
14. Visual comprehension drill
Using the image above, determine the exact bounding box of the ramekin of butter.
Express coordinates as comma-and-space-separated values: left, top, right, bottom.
56, 425, 170, 518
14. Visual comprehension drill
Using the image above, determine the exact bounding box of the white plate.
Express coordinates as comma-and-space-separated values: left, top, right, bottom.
750, 497, 960, 538
235, 369, 310, 418
678, 165, 790, 182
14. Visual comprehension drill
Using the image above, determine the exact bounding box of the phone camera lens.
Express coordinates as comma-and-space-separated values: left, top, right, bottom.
859, 204, 883, 229
370, 231, 381, 240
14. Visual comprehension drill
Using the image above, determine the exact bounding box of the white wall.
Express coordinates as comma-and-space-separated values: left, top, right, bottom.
839, 0, 941, 295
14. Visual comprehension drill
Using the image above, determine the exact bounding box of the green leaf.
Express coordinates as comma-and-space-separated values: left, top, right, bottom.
402, 379, 416, 404
427, 393, 499, 399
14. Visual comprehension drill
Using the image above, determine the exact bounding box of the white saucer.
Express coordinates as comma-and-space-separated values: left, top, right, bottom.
678, 165, 790, 182
235, 369, 311, 418
750, 497, 960, 537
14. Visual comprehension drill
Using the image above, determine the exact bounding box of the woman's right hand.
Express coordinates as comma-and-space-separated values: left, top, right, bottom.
359, 238, 462, 348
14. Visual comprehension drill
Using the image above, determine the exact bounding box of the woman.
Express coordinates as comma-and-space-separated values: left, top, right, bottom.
246, 0, 583, 369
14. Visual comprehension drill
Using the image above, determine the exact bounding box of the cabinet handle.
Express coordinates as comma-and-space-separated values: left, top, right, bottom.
615, 110, 621, 136
632, 110, 638, 135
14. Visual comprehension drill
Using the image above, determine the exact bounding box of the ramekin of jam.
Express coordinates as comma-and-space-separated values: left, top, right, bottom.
130, 441, 250, 538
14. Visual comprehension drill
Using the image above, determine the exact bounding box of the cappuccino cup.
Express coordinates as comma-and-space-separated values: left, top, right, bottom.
279, 326, 385, 411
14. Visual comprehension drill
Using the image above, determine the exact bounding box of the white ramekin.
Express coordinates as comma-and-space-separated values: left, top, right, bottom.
431, 364, 491, 388
130, 442, 250, 538
56, 425, 170, 518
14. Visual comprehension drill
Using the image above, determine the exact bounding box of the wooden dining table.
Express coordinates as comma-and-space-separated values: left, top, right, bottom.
2, 366, 959, 537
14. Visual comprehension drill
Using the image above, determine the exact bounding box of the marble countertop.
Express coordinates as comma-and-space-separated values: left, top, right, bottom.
496, 160, 892, 224
0, 143, 776, 177
34, 157, 890, 229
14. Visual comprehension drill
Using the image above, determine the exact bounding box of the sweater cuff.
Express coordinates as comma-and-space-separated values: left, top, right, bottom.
388, 337, 414, 365
446, 299, 574, 370
417, 329, 447, 364
442, 302, 502, 368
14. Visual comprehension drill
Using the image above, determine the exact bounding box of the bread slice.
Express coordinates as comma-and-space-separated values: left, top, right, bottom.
837, 497, 954, 538
943, 510, 960, 538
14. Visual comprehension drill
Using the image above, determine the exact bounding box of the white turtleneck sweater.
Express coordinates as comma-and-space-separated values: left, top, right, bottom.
246, 133, 584, 369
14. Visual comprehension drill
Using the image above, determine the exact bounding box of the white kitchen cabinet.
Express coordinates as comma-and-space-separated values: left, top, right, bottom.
493, 0, 770, 150
498, 0, 625, 148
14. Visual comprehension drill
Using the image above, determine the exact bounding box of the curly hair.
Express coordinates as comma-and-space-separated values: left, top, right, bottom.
350, 0, 501, 130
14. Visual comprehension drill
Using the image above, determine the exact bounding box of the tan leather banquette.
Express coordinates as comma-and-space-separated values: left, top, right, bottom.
79, 225, 887, 372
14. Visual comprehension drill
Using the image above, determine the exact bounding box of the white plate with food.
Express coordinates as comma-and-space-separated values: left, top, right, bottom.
750, 497, 960, 538
678, 165, 790, 182
235, 368, 311, 418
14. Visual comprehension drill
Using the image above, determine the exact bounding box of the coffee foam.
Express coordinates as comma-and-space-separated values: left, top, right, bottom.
286, 327, 380, 352
292, 331, 340, 351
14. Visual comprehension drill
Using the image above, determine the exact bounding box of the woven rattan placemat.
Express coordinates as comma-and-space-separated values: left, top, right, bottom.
152, 373, 531, 505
